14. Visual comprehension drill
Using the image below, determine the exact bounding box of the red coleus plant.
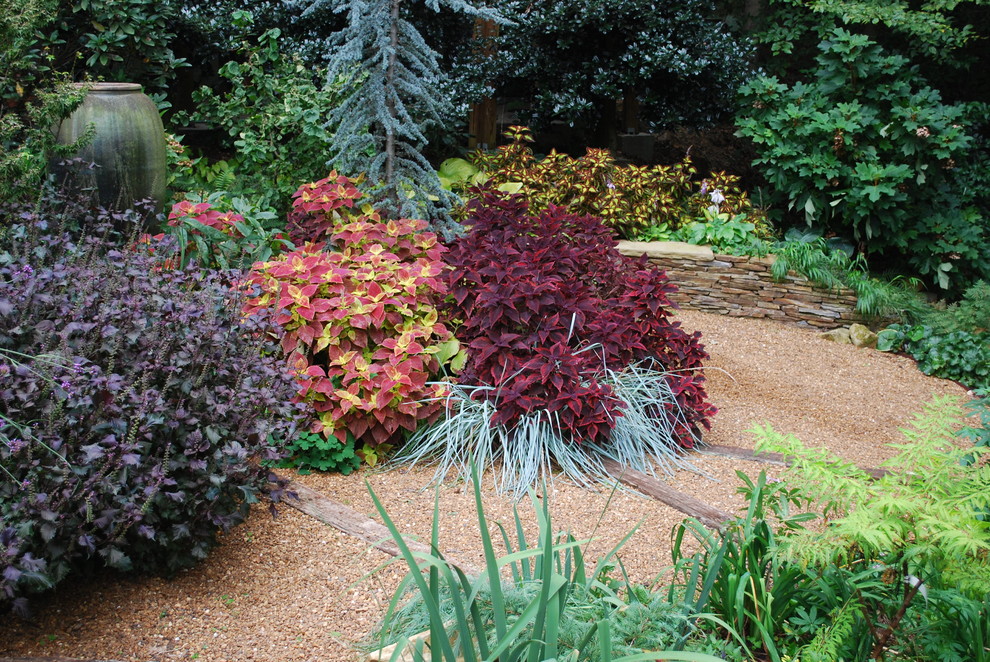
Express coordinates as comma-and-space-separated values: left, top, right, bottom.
285, 171, 368, 245
243, 176, 452, 448
168, 199, 245, 236
443, 191, 716, 446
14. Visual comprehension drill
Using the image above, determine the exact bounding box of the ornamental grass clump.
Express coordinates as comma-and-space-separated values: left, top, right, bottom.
243, 175, 455, 459
365, 465, 738, 662
394, 191, 716, 492
0, 196, 300, 615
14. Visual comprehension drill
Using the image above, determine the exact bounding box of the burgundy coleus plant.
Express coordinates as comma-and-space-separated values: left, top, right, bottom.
443, 190, 715, 447
243, 176, 452, 449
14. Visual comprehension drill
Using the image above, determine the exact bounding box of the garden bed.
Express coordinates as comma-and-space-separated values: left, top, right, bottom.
0, 309, 969, 662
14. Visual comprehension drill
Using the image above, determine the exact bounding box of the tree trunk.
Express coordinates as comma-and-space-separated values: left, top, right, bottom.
468, 18, 500, 149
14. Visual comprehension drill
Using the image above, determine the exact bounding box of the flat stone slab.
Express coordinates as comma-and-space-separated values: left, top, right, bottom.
616, 240, 714, 261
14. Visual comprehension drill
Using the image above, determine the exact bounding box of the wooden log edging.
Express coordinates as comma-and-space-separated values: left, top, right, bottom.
699, 443, 890, 479
280, 478, 481, 576
600, 458, 732, 530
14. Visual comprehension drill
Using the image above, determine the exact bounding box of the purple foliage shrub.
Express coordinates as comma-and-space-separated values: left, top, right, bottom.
0, 195, 300, 615
443, 191, 716, 445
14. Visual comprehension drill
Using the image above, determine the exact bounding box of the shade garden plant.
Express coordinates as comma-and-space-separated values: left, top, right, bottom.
394, 190, 717, 492
243, 174, 455, 464
0, 191, 300, 615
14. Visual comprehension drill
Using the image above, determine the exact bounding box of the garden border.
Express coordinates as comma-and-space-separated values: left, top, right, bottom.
617, 241, 867, 329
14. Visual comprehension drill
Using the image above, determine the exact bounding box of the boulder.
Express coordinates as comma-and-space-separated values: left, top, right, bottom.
819, 327, 852, 344
849, 323, 878, 348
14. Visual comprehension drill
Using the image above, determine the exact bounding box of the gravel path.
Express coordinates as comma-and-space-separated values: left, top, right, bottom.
0, 309, 971, 662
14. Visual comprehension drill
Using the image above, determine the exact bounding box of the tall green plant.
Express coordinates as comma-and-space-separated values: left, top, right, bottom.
298, 0, 502, 238
669, 471, 816, 661
367, 464, 736, 662
736, 28, 989, 292
752, 396, 990, 660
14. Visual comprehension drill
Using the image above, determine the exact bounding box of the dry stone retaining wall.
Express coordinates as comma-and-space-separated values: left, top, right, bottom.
616, 240, 867, 329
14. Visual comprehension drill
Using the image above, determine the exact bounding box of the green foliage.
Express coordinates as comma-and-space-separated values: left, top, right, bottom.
170, 17, 350, 215
876, 323, 990, 391
922, 279, 990, 335
758, 0, 987, 64
673, 212, 767, 257
670, 471, 816, 660
475, 126, 763, 240
276, 430, 361, 475
769, 232, 928, 319
463, 0, 754, 133
243, 175, 454, 450
753, 396, 990, 659
959, 392, 990, 453
0, 0, 89, 201
366, 464, 736, 662
45, 0, 187, 91
736, 28, 989, 293
160, 196, 290, 271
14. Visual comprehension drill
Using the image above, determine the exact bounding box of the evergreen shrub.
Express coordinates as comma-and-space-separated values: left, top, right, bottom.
736, 28, 989, 292
169, 18, 350, 216
0, 194, 299, 614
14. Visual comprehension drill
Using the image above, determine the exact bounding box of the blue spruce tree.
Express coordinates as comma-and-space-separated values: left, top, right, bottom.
301, 0, 501, 238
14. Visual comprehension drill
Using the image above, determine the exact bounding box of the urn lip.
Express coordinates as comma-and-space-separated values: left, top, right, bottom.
74, 82, 143, 93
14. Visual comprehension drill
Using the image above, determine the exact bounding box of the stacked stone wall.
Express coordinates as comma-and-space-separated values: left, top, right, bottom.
616, 241, 866, 329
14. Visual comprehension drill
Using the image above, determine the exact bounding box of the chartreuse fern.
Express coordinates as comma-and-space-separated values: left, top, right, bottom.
752, 395, 990, 660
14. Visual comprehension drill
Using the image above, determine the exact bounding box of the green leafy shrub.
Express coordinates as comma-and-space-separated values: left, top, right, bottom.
275, 430, 360, 475
753, 396, 990, 660
461, 0, 754, 133
366, 465, 740, 662
672, 211, 767, 256
43, 0, 187, 91
170, 19, 350, 215
921, 280, 990, 335
0, 193, 299, 614
473, 126, 764, 240
736, 28, 989, 292
243, 175, 454, 454
0, 0, 89, 202
876, 323, 990, 391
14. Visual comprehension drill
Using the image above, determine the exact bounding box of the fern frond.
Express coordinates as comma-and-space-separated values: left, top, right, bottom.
798, 597, 860, 662
751, 423, 870, 513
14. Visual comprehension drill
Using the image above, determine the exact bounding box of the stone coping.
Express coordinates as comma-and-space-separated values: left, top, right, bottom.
616, 240, 864, 329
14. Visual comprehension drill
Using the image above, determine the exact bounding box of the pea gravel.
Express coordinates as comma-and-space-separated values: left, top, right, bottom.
0, 309, 971, 662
